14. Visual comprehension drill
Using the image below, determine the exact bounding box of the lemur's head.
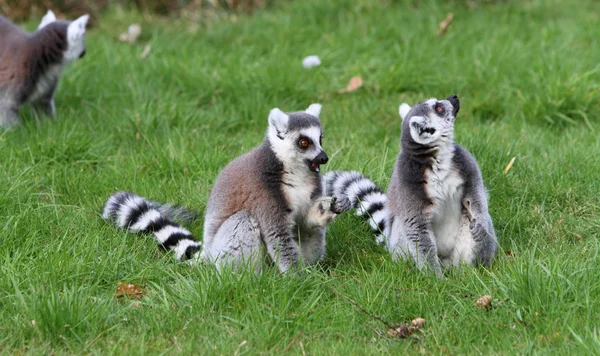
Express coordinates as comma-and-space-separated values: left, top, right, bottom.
37, 10, 89, 62
267, 104, 328, 173
399, 95, 460, 147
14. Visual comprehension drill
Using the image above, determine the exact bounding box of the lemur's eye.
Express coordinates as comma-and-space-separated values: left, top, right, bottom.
299, 139, 310, 148
435, 104, 445, 114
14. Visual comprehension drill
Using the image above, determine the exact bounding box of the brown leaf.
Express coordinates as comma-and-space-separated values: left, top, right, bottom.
437, 13, 454, 36
338, 76, 364, 94
411, 317, 426, 328
475, 295, 493, 310
505, 250, 513, 257
115, 281, 144, 299
387, 323, 415, 338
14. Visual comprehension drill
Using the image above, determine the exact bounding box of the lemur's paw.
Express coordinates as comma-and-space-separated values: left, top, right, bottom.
330, 193, 352, 213
470, 219, 486, 237
313, 198, 337, 225
329, 197, 347, 214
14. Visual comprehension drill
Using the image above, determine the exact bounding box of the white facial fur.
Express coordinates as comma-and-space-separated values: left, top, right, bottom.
400, 98, 456, 146
267, 105, 325, 171
64, 14, 89, 62
38, 10, 57, 30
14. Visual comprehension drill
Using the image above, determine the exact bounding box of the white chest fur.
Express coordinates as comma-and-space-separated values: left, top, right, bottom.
424, 146, 465, 257
282, 170, 316, 221
28, 65, 63, 103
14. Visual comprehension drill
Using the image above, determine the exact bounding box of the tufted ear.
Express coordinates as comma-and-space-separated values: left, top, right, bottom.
38, 10, 57, 29
67, 14, 89, 40
305, 103, 322, 118
399, 103, 411, 121
268, 108, 289, 138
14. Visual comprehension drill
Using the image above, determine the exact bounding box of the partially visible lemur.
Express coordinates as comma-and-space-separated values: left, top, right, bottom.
326, 95, 497, 277
0, 10, 88, 127
103, 104, 344, 273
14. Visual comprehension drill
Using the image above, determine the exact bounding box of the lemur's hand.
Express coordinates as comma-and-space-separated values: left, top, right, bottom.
329, 193, 352, 214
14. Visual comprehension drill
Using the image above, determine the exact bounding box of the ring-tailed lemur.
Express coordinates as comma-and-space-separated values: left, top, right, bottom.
325, 95, 497, 277
0, 10, 88, 127
103, 104, 344, 273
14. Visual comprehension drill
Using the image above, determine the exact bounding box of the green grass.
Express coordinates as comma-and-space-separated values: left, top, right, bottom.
1, 0, 600, 353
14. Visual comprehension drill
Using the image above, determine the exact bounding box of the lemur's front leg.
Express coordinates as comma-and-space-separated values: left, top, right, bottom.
305, 197, 343, 228
32, 84, 57, 117
463, 197, 497, 267
296, 197, 343, 264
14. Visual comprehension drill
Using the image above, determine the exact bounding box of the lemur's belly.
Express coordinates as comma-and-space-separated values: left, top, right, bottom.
426, 168, 474, 265
432, 197, 463, 259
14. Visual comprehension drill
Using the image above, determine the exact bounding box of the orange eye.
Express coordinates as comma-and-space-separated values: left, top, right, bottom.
299, 139, 310, 148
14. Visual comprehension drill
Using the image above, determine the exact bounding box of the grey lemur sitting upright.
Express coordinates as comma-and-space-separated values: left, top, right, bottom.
103, 104, 343, 273
0, 10, 88, 127
325, 95, 497, 277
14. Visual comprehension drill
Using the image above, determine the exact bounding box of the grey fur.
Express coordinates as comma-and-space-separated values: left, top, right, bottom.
0, 11, 88, 127
202, 104, 340, 272
326, 96, 497, 277
102, 104, 342, 273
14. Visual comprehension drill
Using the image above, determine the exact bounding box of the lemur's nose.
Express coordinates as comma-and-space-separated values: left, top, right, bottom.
315, 151, 329, 165
446, 94, 460, 115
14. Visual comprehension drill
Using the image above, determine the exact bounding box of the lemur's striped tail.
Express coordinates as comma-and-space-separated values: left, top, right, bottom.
102, 191, 201, 261
324, 171, 391, 245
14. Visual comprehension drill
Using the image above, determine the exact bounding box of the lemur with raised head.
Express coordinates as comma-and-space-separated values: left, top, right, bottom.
326, 95, 497, 277
103, 104, 343, 273
0, 10, 88, 127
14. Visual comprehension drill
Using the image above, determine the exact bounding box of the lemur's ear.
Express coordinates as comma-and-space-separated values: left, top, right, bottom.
68, 14, 89, 41
399, 103, 411, 120
38, 10, 57, 29
305, 103, 322, 118
268, 108, 289, 138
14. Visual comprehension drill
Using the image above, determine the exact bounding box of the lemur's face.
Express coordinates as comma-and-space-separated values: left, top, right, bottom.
399, 95, 460, 146
38, 11, 89, 62
267, 104, 329, 173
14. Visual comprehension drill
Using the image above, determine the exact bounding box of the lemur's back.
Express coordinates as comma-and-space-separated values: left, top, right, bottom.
203, 143, 283, 244
0, 16, 29, 92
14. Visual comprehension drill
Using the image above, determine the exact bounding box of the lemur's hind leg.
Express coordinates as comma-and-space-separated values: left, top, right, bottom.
392, 217, 443, 278
200, 210, 263, 273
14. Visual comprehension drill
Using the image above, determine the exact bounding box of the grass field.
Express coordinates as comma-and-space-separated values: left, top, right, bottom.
1, 0, 599, 354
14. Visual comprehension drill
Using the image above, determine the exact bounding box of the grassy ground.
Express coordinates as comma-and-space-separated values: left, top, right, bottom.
1, 0, 600, 354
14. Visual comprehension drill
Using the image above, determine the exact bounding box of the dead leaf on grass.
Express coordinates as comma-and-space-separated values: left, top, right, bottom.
387, 323, 416, 338
475, 295, 493, 310
503, 156, 516, 174
338, 76, 364, 94
411, 317, 426, 328
437, 13, 454, 36
115, 281, 144, 299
